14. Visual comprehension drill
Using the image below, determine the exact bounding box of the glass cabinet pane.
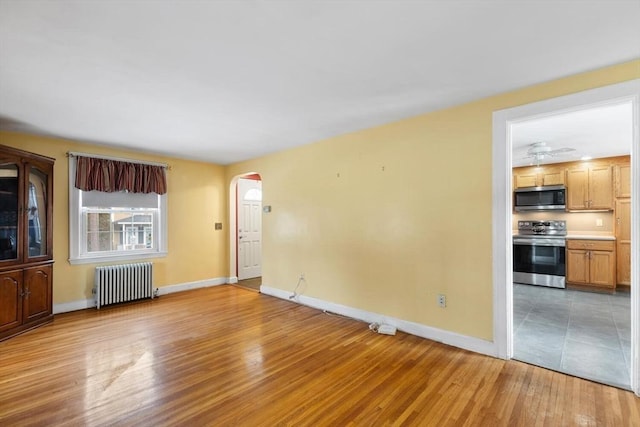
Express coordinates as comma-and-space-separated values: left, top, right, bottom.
28, 167, 48, 257
0, 164, 19, 260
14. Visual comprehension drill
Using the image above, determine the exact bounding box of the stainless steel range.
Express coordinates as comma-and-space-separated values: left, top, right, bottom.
513, 220, 566, 288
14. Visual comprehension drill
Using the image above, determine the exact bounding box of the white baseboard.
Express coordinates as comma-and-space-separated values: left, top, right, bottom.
260, 285, 498, 358
53, 276, 232, 314
53, 298, 95, 314
228, 276, 238, 284
156, 277, 229, 296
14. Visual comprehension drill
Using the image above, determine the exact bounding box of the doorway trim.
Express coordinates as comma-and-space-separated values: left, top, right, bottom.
492, 79, 640, 395
228, 172, 261, 284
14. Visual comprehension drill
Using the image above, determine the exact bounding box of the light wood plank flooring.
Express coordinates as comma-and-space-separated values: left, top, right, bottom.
0, 285, 638, 426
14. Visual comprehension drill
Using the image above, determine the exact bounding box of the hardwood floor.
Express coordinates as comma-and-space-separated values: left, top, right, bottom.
0, 285, 638, 426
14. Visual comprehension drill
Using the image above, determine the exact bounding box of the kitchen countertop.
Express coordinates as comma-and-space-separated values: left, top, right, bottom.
512, 232, 616, 241
565, 234, 616, 241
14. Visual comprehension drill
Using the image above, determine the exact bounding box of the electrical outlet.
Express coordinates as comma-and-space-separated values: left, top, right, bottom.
437, 294, 446, 308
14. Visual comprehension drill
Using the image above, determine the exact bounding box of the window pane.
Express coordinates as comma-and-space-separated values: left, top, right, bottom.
83, 208, 156, 254
85, 212, 113, 252
28, 167, 48, 257
244, 188, 262, 201
0, 164, 19, 260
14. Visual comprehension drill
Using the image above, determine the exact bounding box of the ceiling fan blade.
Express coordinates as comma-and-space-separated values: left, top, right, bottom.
549, 147, 576, 154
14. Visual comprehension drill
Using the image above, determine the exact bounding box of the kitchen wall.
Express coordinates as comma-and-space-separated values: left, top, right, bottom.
225, 59, 639, 342
0, 131, 229, 305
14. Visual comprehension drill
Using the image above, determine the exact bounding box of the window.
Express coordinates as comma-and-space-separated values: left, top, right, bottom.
69, 154, 167, 264
244, 188, 262, 201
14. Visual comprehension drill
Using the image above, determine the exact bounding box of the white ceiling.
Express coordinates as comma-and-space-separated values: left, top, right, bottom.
511, 101, 634, 167
0, 1, 639, 165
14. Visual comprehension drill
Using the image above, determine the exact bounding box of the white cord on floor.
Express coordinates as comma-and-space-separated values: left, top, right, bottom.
289, 275, 306, 299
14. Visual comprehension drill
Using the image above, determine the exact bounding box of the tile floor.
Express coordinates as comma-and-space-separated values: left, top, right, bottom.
513, 283, 631, 390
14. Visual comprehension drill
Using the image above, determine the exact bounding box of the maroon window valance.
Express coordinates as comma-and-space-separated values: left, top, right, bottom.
75, 156, 167, 195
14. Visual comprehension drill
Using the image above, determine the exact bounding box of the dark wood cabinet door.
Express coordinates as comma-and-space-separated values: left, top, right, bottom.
0, 270, 23, 333
23, 264, 52, 323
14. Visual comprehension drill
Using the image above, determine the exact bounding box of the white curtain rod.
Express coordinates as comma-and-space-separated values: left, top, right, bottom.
67, 151, 169, 169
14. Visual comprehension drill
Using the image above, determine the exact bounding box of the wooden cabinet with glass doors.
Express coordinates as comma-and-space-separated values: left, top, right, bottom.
0, 145, 54, 341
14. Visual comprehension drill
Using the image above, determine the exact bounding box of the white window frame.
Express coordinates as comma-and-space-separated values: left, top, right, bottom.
68, 153, 168, 265
143, 226, 153, 248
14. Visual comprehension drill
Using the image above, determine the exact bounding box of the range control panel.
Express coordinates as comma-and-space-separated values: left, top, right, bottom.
517, 220, 566, 236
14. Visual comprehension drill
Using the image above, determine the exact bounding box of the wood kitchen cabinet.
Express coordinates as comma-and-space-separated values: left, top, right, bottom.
616, 198, 631, 287
0, 145, 54, 341
514, 170, 565, 188
566, 239, 616, 290
615, 163, 631, 198
566, 166, 613, 210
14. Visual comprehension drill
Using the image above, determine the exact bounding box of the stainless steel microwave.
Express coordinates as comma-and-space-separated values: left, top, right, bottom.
514, 185, 566, 211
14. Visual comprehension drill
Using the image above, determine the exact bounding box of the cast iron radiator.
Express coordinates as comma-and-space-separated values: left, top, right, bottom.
94, 262, 154, 309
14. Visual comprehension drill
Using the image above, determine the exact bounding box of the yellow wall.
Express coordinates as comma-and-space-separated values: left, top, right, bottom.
226, 59, 640, 341
0, 132, 228, 304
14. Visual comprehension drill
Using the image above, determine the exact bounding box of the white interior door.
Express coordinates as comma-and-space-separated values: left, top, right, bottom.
237, 178, 262, 280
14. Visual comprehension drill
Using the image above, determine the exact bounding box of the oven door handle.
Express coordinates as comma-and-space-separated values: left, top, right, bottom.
513, 239, 565, 247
